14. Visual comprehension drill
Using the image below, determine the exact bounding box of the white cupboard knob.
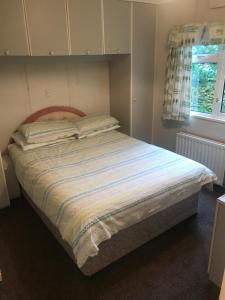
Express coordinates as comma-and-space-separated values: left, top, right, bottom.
86, 50, 91, 55
49, 51, 54, 56
3, 50, 9, 56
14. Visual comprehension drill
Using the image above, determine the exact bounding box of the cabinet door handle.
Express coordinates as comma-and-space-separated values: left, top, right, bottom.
86, 50, 91, 55
3, 50, 10, 56
117, 49, 121, 54
49, 51, 54, 56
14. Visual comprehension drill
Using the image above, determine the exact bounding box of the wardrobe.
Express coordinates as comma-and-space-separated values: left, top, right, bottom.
0, 0, 155, 143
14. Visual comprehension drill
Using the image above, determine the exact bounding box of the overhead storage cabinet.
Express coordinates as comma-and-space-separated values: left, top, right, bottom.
68, 0, 103, 55
25, 0, 69, 56
0, 0, 29, 56
103, 0, 131, 54
0, 0, 132, 57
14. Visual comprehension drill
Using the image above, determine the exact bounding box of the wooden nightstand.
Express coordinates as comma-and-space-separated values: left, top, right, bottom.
0, 152, 10, 209
209, 195, 225, 287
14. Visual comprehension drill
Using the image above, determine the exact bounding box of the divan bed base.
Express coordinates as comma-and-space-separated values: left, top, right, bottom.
22, 190, 199, 276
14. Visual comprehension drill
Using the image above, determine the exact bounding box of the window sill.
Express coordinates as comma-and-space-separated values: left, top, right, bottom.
190, 112, 225, 125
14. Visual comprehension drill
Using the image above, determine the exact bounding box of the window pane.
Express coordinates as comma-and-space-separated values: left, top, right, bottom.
192, 45, 219, 55
191, 63, 218, 114
221, 80, 225, 113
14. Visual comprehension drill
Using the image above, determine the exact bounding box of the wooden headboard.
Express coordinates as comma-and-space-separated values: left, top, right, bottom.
6, 106, 86, 151
22, 106, 86, 124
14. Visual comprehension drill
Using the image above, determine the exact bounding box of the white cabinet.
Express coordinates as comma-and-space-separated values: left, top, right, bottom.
69, 0, 131, 55
110, 55, 131, 135
25, 0, 69, 56
209, 195, 225, 287
0, 0, 29, 56
131, 2, 156, 142
68, 0, 103, 55
0, 153, 10, 209
109, 2, 156, 142
0, 0, 133, 57
3, 155, 20, 200
103, 0, 131, 54
219, 271, 225, 300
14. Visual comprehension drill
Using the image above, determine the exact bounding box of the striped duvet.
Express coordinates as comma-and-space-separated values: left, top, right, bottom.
8, 130, 216, 268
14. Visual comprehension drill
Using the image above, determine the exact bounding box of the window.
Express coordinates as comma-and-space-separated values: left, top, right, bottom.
191, 45, 225, 119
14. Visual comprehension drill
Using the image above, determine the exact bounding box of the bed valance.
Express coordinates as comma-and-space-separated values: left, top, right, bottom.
168, 22, 225, 48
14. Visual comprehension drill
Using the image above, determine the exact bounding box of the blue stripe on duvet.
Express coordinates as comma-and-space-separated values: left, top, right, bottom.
71, 174, 200, 248
30, 141, 143, 196
20, 135, 126, 179
55, 157, 183, 225
42, 149, 161, 208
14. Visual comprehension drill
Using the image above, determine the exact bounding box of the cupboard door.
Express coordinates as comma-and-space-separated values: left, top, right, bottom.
68, 0, 103, 55
25, 0, 69, 56
109, 55, 131, 135
0, 0, 29, 56
0, 154, 10, 209
103, 0, 131, 54
209, 199, 225, 287
132, 3, 155, 143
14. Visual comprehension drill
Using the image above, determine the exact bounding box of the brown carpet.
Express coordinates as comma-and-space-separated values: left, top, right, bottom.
0, 187, 223, 300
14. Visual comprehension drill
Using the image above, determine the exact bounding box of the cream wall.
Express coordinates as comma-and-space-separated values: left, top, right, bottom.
0, 57, 110, 151
153, 0, 225, 151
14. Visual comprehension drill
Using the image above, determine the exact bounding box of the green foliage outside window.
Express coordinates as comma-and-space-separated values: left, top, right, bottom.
191, 63, 218, 114
192, 45, 219, 55
191, 45, 219, 114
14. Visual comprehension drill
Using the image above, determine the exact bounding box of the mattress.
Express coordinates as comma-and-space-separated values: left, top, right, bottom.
8, 130, 216, 269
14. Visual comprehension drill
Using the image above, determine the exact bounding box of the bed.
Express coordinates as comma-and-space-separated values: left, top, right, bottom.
8, 106, 216, 276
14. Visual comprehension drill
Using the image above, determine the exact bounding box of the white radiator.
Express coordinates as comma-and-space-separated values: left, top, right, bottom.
176, 132, 225, 186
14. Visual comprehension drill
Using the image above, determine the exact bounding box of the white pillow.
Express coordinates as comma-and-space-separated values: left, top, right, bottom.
78, 125, 120, 139
11, 132, 75, 151
18, 119, 79, 144
74, 114, 119, 137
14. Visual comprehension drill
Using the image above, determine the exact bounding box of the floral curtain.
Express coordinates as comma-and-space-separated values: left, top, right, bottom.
163, 22, 225, 121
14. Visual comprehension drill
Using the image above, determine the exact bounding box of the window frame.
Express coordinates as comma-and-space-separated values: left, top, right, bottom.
191, 45, 225, 120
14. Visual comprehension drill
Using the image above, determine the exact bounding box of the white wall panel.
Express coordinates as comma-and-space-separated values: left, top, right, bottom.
26, 58, 70, 112
0, 60, 30, 150
0, 57, 110, 151
67, 59, 110, 114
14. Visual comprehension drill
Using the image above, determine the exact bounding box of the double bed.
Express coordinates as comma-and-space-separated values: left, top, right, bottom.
8, 106, 216, 275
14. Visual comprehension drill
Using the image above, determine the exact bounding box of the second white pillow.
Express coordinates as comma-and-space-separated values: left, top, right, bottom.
74, 114, 119, 138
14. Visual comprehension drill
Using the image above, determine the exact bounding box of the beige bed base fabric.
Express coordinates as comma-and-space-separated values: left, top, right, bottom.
23, 190, 198, 276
